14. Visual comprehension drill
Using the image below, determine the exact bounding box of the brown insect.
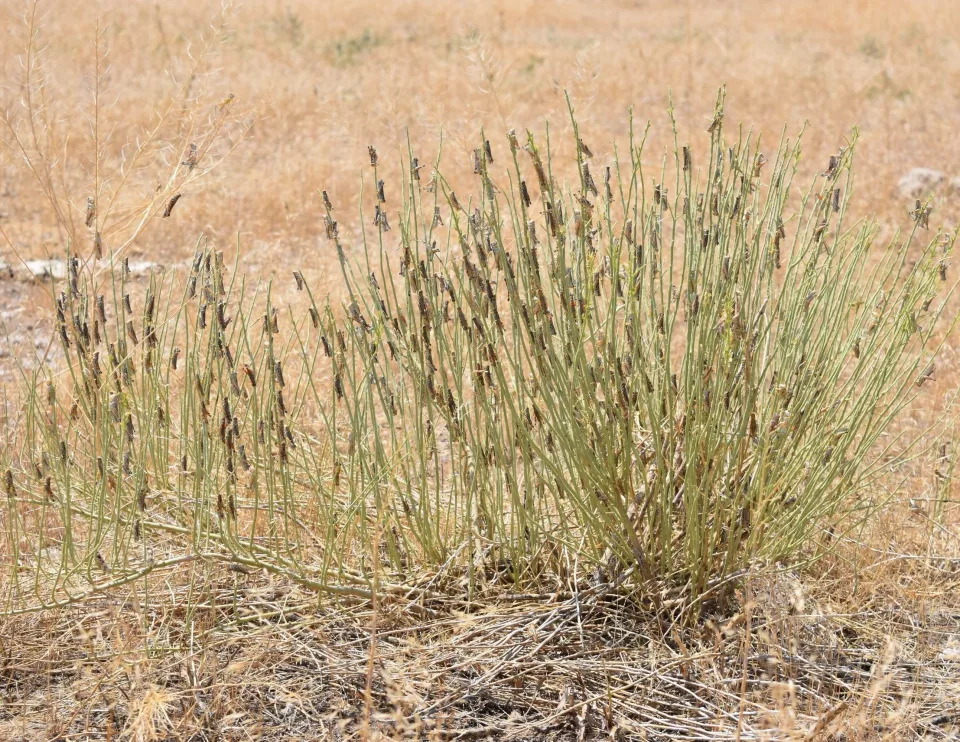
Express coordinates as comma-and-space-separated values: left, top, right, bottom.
916, 363, 936, 387
181, 143, 198, 170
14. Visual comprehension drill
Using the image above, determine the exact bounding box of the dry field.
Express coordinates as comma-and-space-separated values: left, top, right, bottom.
1, 1, 959, 739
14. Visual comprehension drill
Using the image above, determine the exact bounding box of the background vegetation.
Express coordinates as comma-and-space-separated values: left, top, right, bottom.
0, 2, 958, 739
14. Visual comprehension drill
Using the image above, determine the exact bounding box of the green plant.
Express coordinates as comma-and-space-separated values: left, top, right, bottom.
327, 29, 384, 67
2, 92, 955, 620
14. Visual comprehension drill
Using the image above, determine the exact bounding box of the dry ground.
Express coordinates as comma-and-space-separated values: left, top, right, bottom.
1, 0, 960, 371
1, 0, 959, 739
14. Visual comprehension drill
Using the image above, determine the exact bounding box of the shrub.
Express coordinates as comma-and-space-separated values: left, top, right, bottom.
2, 92, 955, 617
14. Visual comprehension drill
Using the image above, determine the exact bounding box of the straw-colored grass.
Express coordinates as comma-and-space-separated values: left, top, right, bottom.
1, 2, 959, 740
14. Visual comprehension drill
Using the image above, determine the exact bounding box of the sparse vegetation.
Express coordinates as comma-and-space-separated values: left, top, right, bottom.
328, 29, 385, 67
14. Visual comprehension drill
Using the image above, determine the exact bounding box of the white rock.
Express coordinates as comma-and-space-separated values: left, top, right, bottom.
24, 259, 68, 279
127, 259, 161, 274
940, 642, 960, 662
898, 168, 944, 199
19, 258, 160, 281
949, 176, 960, 193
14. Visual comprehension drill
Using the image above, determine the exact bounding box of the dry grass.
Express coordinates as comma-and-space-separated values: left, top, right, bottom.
1, 1, 959, 739
2, 559, 958, 740
2, 0, 960, 290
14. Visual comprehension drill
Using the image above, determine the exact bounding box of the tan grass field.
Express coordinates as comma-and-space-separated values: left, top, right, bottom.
1, 1, 959, 739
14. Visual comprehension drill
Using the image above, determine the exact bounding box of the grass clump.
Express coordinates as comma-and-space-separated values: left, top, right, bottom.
2, 92, 955, 620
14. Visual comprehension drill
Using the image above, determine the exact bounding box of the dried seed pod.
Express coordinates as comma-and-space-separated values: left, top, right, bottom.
545, 202, 557, 236
582, 162, 598, 196
195, 304, 209, 333
515, 181, 532, 210
162, 193, 182, 218
324, 215, 338, 239
349, 302, 369, 331
374, 204, 391, 231
109, 393, 122, 423
91, 351, 103, 383
142, 294, 156, 325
